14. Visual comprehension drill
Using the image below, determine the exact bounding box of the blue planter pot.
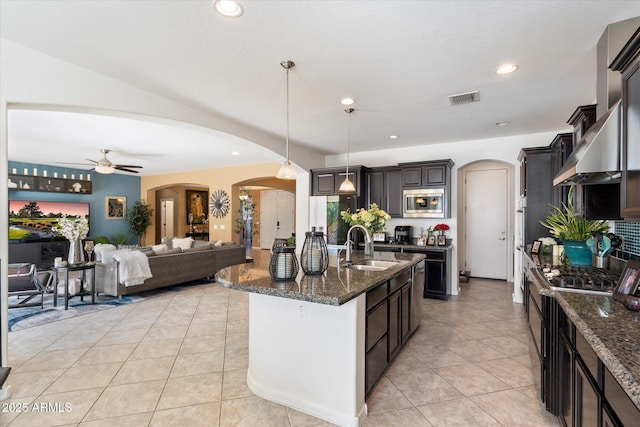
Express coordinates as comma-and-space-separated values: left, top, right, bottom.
562, 240, 592, 266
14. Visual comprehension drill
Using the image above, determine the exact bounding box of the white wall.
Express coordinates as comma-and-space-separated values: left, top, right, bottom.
325, 131, 567, 297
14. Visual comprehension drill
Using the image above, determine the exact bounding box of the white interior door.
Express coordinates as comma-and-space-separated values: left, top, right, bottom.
465, 168, 508, 280
260, 190, 295, 249
277, 191, 295, 239
160, 198, 174, 238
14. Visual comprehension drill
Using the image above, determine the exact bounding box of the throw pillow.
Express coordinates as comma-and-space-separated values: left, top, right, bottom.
162, 247, 184, 255
214, 240, 223, 246
183, 244, 213, 252
172, 237, 194, 251
152, 244, 169, 255
161, 236, 173, 249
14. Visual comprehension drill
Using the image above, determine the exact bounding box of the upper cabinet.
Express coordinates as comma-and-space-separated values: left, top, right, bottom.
310, 166, 365, 196
366, 167, 402, 217
567, 104, 597, 147
399, 160, 453, 188
611, 27, 640, 219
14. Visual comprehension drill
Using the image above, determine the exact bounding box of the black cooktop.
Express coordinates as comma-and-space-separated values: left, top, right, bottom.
540, 265, 620, 294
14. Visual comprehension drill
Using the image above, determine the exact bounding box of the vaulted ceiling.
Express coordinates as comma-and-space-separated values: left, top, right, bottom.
2, 1, 640, 175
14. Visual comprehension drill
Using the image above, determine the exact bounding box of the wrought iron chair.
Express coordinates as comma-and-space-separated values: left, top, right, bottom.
8, 263, 49, 309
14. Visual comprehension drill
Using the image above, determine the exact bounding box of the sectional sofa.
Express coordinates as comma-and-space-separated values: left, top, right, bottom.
94, 240, 246, 298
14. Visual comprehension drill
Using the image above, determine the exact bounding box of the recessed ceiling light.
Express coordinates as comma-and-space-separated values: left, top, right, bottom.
495, 64, 518, 75
389, 135, 399, 139
231, 151, 240, 155
340, 97, 356, 106
214, 0, 244, 18
495, 121, 510, 126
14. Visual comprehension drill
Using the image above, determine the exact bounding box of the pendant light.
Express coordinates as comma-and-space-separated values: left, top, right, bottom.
276, 60, 297, 180
339, 107, 356, 192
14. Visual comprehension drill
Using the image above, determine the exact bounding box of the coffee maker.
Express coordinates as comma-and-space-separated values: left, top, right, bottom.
394, 226, 413, 245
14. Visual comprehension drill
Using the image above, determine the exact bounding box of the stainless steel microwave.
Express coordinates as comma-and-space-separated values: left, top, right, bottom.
403, 188, 445, 218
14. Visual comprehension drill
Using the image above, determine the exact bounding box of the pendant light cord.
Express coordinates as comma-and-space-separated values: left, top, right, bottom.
285, 65, 290, 162
346, 108, 354, 175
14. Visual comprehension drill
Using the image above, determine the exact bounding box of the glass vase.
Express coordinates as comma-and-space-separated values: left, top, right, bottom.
68, 239, 85, 265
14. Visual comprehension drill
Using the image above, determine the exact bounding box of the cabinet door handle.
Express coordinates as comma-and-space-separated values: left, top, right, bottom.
499, 237, 506, 240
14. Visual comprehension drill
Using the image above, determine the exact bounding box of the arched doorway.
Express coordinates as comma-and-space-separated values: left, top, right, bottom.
232, 177, 296, 259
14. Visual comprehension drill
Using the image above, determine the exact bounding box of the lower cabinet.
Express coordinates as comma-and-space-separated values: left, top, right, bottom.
365, 265, 421, 397
555, 302, 640, 427
575, 358, 599, 427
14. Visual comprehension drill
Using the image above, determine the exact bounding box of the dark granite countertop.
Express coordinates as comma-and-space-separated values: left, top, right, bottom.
215, 251, 425, 306
372, 242, 453, 251
528, 264, 640, 409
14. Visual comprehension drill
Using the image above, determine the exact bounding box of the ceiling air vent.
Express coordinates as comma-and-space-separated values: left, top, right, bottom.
448, 90, 480, 106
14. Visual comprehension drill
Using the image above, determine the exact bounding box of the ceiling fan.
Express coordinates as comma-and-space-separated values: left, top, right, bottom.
58, 149, 143, 174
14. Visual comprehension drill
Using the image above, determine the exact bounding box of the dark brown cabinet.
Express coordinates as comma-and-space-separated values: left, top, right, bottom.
575, 357, 600, 427
567, 104, 597, 147
519, 147, 554, 244
611, 28, 640, 219
366, 167, 402, 217
551, 133, 574, 209
365, 266, 421, 397
310, 166, 364, 196
399, 160, 452, 188
554, 300, 640, 427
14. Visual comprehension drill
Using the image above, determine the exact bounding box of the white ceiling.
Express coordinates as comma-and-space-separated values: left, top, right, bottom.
2, 1, 640, 176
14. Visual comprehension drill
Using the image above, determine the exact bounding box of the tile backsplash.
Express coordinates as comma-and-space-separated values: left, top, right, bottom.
614, 221, 640, 257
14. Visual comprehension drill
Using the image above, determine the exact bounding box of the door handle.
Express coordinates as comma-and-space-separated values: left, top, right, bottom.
498, 237, 506, 240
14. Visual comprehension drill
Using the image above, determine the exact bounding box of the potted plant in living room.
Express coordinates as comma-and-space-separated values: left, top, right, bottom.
126, 200, 154, 246
540, 190, 608, 266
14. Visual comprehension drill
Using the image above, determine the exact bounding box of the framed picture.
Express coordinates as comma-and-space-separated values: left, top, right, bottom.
427, 235, 436, 246
613, 261, 640, 303
417, 235, 426, 246
437, 234, 446, 246
531, 240, 541, 254
106, 196, 126, 219
186, 190, 209, 224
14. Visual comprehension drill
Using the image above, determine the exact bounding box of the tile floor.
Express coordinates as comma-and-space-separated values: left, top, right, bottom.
2, 251, 559, 426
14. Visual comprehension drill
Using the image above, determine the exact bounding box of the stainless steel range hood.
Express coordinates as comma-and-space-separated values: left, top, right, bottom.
553, 100, 621, 186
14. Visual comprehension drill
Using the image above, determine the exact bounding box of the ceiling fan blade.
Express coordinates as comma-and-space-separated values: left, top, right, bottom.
114, 164, 143, 169
114, 166, 140, 174
55, 161, 95, 166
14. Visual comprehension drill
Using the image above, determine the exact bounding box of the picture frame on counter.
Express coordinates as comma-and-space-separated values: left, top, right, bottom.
427, 235, 436, 246
531, 240, 541, 254
437, 235, 446, 246
417, 235, 426, 246
613, 260, 640, 303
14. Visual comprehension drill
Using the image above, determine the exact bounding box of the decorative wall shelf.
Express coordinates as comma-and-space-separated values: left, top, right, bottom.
8, 174, 92, 194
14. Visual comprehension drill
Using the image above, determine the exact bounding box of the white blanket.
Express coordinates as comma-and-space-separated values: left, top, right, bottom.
112, 250, 153, 287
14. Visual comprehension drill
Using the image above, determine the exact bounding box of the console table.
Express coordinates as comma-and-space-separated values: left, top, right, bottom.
53, 263, 96, 310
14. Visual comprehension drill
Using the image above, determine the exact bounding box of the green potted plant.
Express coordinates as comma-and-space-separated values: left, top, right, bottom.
126, 200, 154, 246
540, 188, 608, 265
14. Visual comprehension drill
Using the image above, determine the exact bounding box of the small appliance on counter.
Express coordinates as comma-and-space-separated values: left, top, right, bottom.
372, 232, 387, 243
394, 226, 413, 245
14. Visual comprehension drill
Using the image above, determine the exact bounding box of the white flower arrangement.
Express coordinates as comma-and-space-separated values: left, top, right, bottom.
54, 215, 89, 240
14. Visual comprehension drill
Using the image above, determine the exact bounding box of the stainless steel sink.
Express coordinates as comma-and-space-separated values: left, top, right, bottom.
348, 264, 389, 271
347, 260, 399, 271
356, 260, 399, 268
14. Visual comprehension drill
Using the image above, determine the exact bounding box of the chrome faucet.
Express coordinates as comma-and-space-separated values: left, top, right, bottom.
344, 224, 372, 265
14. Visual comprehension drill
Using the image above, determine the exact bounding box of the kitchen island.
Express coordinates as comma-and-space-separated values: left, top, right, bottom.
215, 251, 425, 427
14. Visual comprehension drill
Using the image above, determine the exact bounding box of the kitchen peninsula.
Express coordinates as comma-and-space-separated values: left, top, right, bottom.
215, 251, 425, 427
